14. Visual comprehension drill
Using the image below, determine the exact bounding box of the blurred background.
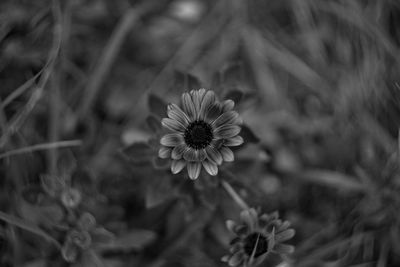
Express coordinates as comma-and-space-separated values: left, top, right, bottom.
1, 0, 400, 266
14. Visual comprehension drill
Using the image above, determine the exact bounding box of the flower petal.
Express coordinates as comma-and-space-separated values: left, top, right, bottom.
259, 214, 271, 228
240, 208, 258, 232
187, 162, 201, 179
205, 146, 223, 165
199, 90, 216, 120
221, 255, 230, 262
220, 146, 234, 162
167, 104, 190, 126
212, 111, 239, 128
211, 139, 224, 150
171, 144, 188, 160
235, 225, 249, 236
274, 244, 295, 254
224, 136, 244, 146
226, 220, 237, 233
277, 220, 291, 231
228, 251, 243, 267
171, 160, 186, 174
161, 118, 186, 132
230, 242, 242, 253
275, 229, 295, 242
182, 148, 206, 162
202, 160, 218, 176
198, 149, 207, 161
182, 93, 196, 120
190, 89, 206, 117
183, 148, 197, 162
158, 147, 171, 159
204, 103, 222, 122
160, 133, 184, 147
222, 99, 235, 112
214, 125, 241, 139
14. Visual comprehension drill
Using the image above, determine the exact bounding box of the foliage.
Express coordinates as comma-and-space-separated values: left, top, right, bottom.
1, 0, 400, 266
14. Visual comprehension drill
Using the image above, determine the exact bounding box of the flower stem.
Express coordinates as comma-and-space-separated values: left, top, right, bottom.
221, 179, 249, 210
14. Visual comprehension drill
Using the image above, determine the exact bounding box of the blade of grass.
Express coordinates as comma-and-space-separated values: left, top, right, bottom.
48, 66, 61, 175
48, 1, 73, 175
291, 0, 323, 63
398, 128, 400, 157
283, 169, 366, 193
316, 1, 399, 61
295, 224, 337, 255
128, 0, 228, 124
0, 210, 61, 249
0, 140, 82, 160
147, 207, 213, 267
358, 113, 396, 154
241, 27, 283, 108
86, 250, 106, 267
221, 179, 249, 210
245, 25, 330, 99
1, 70, 44, 108
76, 0, 172, 121
297, 232, 369, 267
0, 0, 63, 148
377, 240, 389, 267
0, 98, 7, 132
77, 7, 142, 119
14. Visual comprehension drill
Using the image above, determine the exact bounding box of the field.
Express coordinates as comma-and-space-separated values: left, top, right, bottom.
1, 0, 400, 266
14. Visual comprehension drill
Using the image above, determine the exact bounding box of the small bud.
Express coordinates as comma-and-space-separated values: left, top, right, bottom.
61, 239, 78, 263
61, 188, 82, 208
77, 212, 96, 231
68, 229, 92, 250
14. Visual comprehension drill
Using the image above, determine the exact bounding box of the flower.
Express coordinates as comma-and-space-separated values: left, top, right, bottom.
222, 208, 295, 267
159, 89, 243, 179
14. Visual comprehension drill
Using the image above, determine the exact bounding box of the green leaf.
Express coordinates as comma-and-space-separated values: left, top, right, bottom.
98, 229, 156, 251
240, 124, 260, 143
121, 142, 154, 163
224, 89, 244, 105
0, 210, 61, 248
146, 115, 162, 132
297, 169, 366, 192
198, 187, 219, 210
151, 157, 170, 170
91, 227, 115, 245
21, 186, 45, 205
78, 250, 107, 267
145, 176, 175, 208
57, 151, 77, 176
222, 62, 244, 85
22, 260, 46, 267
148, 93, 167, 118
71, 168, 95, 192
174, 71, 202, 92
40, 174, 65, 197
122, 127, 151, 145
19, 189, 65, 226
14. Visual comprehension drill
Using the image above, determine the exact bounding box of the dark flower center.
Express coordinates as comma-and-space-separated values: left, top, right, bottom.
184, 120, 213, 150
243, 232, 269, 257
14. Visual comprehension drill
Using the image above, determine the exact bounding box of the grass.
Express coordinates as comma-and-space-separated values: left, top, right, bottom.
1, 0, 400, 266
